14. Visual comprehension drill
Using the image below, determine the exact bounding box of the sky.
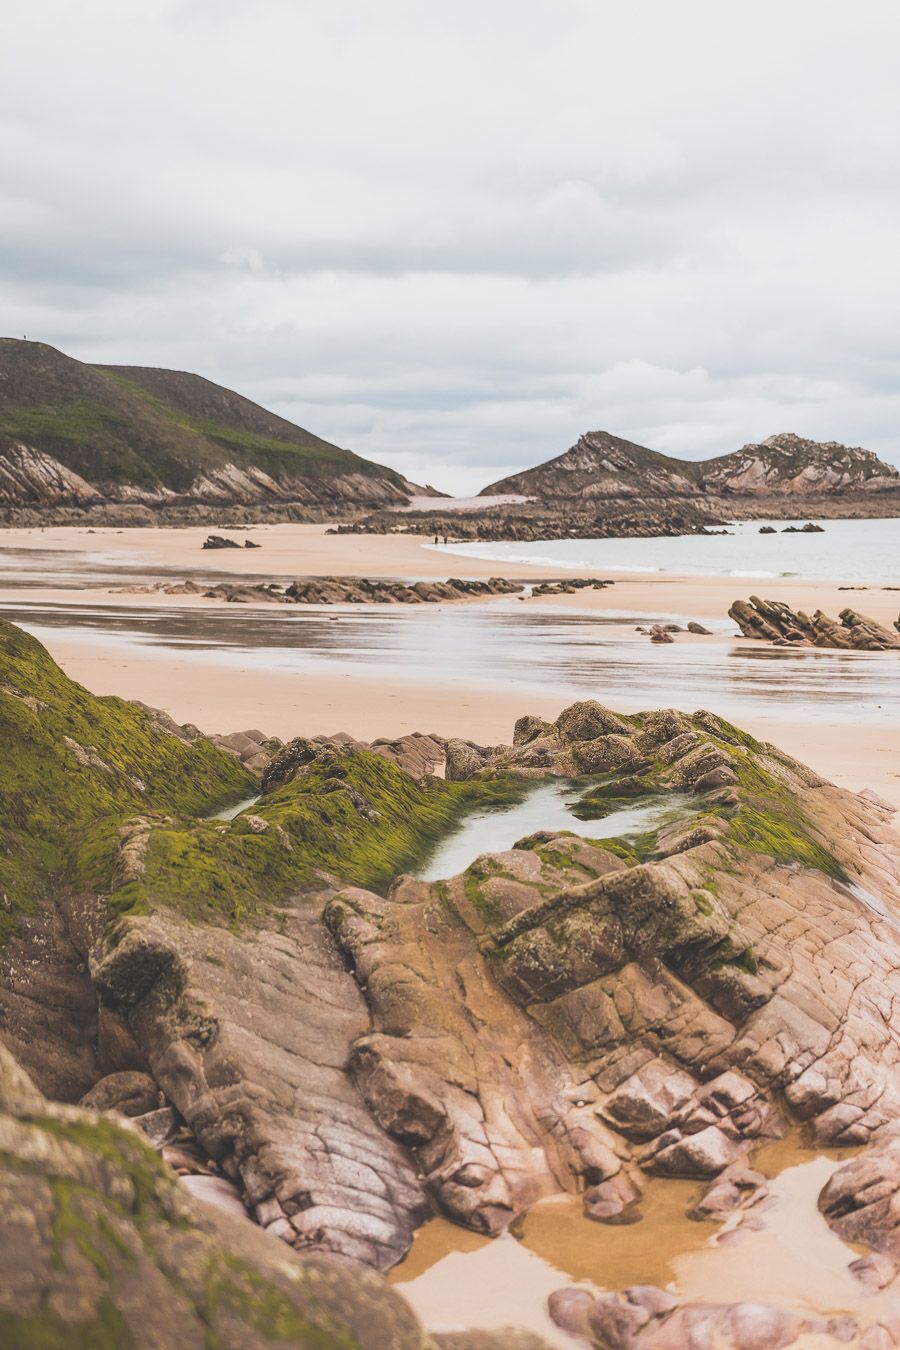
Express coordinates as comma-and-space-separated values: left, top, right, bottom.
3, 1, 900, 494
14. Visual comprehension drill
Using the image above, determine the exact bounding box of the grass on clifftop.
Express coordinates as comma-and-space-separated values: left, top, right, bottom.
0, 621, 252, 942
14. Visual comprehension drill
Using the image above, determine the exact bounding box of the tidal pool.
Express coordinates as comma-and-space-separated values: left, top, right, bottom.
414, 778, 696, 881
391, 1134, 896, 1345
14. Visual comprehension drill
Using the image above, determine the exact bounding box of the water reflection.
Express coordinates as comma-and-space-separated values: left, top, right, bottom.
0, 597, 896, 727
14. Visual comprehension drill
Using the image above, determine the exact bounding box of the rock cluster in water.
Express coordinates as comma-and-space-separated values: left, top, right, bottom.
729, 596, 900, 649
4, 621, 900, 1345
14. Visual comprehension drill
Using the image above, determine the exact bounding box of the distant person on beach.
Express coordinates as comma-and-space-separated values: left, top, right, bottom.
434, 535, 439, 545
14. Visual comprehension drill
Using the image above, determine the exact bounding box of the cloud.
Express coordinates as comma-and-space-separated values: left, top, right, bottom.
2, 0, 900, 492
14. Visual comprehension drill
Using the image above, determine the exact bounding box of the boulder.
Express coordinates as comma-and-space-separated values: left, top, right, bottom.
79, 1070, 162, 1116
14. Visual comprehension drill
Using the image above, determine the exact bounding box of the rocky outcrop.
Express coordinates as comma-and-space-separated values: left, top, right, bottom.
547, 1285, 867, 1348
0, 1039, 442, 1348
729, 596, 900, 649
132, 575, 617, 605
6, 623, 900, 1336
330, 499, 723, 542
703, 432, 900, 496
482, 428, 900, 502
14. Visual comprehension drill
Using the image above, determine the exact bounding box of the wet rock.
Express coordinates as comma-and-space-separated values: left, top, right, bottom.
584, 1171, 643, 1223
848, 1251, 897, 1289
79, 1069, 163, 1116
687, 621, 712, 634
645, 1125, 741, 1178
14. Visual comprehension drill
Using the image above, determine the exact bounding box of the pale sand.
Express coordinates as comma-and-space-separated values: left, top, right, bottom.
2, 524, 898, 809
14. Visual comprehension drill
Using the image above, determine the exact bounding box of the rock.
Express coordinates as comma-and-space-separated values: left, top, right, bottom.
584, 1172, 643, 1223
179, 1172, 248, 1219
435, 1333, 555, 1349
131, 1106, 180, 1148
79, 1070, 163, 1116
445, 738, 492, 781
624, 1287, 678, 1316
729, 595, 900, 650
848, 1251, 897, 1289
687, 621, 712, 634
202, 533, 241, 548
554, 701, 631, 742
689, 1165, 768, 1221
759, 525, 777, 534
646, 1125, 741, 1178
514, 715, 547, 745
548, 1287, 595, 1336
0, 1039, 436, 1349
244, 538, 261, 547
640, 1302, 806, 1349
587, 1293, 651, 1347
818, 1135, 900, 1258
601, 1060, 697, 1140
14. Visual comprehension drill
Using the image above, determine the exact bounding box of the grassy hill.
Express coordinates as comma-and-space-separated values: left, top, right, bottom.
0, 339, 411, 509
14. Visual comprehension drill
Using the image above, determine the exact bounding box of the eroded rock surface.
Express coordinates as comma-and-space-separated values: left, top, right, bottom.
6, 620, 900, 1334
0, 1040, 437, 1349
729, 596, 900, 649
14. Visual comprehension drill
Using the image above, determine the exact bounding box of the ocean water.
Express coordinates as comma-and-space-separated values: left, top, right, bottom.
436, 517, 900, 585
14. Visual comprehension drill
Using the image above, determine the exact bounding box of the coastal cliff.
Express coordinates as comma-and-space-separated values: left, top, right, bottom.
0, 339, 420, 519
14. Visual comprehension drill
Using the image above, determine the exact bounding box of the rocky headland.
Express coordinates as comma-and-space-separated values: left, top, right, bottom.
0, 339, 430, 524
4, 620, 900, 1344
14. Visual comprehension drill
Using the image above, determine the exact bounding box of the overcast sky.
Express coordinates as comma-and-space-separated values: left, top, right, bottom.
4, 1, 900, 493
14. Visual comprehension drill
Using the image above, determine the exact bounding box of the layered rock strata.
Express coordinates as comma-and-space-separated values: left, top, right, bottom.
5, 623, 900, 1343
729, 596, 900, 649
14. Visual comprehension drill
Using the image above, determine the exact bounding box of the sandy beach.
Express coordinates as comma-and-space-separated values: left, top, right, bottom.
1, 522, 899, 809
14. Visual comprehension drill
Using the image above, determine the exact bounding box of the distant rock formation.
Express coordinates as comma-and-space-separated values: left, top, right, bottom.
729, 596, 900, 649
482, 428, 900, 503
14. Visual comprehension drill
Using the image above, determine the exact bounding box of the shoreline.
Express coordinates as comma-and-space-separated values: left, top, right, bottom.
1, 522, 898, 811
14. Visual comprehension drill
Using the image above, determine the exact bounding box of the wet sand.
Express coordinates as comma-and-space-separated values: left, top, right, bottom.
3, 522, 900, 625
1, 524, 899, 809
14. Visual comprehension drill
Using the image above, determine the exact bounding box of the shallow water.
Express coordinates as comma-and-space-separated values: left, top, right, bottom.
415, 780, 693, 881
391, 1134, 898, 1344
440, 517, 900, 585
205, 795, 261, 821
2, 598, 897, 731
